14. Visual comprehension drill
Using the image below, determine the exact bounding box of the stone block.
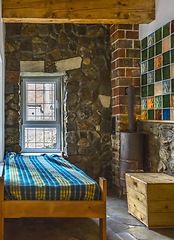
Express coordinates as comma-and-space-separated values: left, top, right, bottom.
20, 61, 44, 72
55, 57, 82, 72
99, 95, 111, 108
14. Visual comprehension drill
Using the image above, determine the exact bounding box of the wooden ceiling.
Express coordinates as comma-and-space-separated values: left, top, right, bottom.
2, 0, 155, 24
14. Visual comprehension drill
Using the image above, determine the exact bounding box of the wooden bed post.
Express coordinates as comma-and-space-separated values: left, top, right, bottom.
0, 177, 4, 240
99, 177, 107, 240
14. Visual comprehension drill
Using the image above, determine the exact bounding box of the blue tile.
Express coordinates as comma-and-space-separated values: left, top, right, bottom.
141, 61, 148, 74
147, 71, 154, 84
162, 79, 171, 94
148, 32, 155, 47
163, 109, 170, 120
141, 97, 147, 110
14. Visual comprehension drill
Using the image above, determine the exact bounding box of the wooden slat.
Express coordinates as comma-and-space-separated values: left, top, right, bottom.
126, 186, 147, 205
125, 173, 147, 195
99, 177, 107, 240
127, 173, 174, 184
147, 184, 174, 201
127, 194, 147, 216
148, 213, 174, 227
2, 0, 155, 24
128, 204, 148, 227
3, 200, 105, 218
148, 200, 174, 213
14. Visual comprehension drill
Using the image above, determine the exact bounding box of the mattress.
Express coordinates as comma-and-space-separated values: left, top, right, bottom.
4, 152, 100, 201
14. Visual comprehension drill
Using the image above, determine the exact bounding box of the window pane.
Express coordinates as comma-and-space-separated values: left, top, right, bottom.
24, 127, 57, 149
26, 83, 55, 121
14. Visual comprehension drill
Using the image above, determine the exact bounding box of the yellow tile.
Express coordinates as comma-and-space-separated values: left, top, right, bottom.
171, 64, 174, 78
148, 96, 154, 109
162, 36, 171, 53
154, 82, 162, 96
155, 54, 162, 69
141, 110, 147, 120
171, 108, 174, 121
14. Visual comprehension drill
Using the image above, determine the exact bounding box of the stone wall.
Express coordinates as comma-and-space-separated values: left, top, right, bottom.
138, 121, 174, 175
110, 24, 141, 190
5, 23, 111, 182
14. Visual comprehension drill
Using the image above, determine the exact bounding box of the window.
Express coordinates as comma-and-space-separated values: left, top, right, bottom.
21, 76, 62, 153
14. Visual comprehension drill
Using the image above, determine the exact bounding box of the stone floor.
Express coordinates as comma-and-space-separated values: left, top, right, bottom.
5, 189, 174, 240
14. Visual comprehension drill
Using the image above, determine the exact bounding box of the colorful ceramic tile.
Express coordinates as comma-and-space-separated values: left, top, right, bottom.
141, 97, 147, 110
163, 109, 170, 120
163, 51, 170, 66
148, 110, 154, 120
155, 27, 162, 43
171, 94, 174, 107
155, 41, 162, 55
148, 58, 154, 71
141, 37, 147, 50
171, 34, 174, 48
155, 95, 162, 109
141, 74, 147, 85
141, 110, 147, 120
155, 69, 162, 82
141, 61, 148, 74
163, 65, 170, 80
148, 45, 154, 59
171, 79, 174, 93
171, 108, 174, 121
148, 96, 154, 109
148, 84, 154, 96
163, 94, 170, 108
162, 79, 171, 94
163, 22, 170, 38
148, 33, 155, 47
162, 36, 171, 53
141, 86, 147, 97
155, 54, 162, 69
171, 49, 174, 63
171, 20, 174, 34
155, 109, 162, 120
142, 49, 147, 61
147, 71, 154, 84
155, 82, 162, 96
171, 63, 174, 78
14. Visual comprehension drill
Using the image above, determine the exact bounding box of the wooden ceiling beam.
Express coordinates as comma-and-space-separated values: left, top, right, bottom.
2, 0, 155, 24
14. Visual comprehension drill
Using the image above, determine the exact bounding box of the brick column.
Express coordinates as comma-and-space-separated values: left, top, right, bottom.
110, 24, 141, 190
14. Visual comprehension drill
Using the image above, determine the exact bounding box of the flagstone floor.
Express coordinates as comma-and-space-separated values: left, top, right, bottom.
5, 189, 174, 240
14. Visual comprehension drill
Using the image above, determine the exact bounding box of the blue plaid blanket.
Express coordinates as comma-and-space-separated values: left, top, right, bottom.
4, 152, 100, 201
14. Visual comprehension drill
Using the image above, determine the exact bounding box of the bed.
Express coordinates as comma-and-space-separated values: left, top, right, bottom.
0, 152, 107, 240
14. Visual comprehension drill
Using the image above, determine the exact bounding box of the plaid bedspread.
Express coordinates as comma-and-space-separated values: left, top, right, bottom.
4, 152, 100, 201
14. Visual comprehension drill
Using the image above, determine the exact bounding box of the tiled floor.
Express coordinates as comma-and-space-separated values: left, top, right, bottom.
5, 189, 174, 240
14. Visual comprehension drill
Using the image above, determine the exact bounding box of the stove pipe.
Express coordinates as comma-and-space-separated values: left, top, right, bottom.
125, 86, 137, 132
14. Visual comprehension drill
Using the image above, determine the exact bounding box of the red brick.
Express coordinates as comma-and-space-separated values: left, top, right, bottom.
112, 97, 118, 106
134, 24, 139, 30
116, 39, 133, 49
118, 96, 128, 105
111, 43, 116, 52
110, 30, 125, 43
132, 78, 140, 87
111, 61, 116, 70
134, 40, 140, 49
111, 79, 116, 88
126, 31, 139, 39
133, 59, 140, 67
126, 49, 140, 58
116, 24, 133, 30
115, 58, 133, 68
117, 86, 126, 95
126, 68, 140, 77
110, 24, 116, 35
5, 71, 20, 83
116, 78, 131, 86
112, 106, 118, 115
112, 88, 117, 97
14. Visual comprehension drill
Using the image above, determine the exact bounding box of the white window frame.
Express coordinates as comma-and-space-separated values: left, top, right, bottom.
21, 76, 62, 153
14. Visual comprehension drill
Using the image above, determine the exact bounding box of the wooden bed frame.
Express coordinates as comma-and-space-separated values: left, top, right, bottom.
0, 154, 107, 240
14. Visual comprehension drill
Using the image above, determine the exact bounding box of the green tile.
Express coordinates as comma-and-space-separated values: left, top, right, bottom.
163, 94, 170, 108
163, 51, 170, 66
148, 58, 154, 71
142, 49, 147, 61
155, 95, 162, 109
148, 84, 154, 96
171, 34, 174, 48
163, 22, 170, 38
148, 45, 154, 59
141, 74, 147, 85
163, 66, 170, 80
155, 41, 162, 55
171, 79, 174, 93
148, 110, 154, 120
155, 27, 162, 42
155, 69, 162, 82
171, 49, 174, 63
141, 37, 147, 50
142, 86, 147, 97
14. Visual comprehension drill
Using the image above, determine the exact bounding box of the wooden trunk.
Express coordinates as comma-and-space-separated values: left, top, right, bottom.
126, 173, 174, 228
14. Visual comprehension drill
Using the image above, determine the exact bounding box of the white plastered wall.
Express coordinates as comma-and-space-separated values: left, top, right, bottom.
140, 0, 174, 40
0, 0, 5, 162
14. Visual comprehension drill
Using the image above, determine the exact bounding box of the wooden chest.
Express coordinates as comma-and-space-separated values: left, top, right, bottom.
126, 173, 174, 228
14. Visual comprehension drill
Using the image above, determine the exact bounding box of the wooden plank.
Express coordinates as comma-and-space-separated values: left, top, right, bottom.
148, 200, 174, 213
148, 213, 174, 227
127, 173, 174, 184
126, 186, 147, 205
127, 194, 147, 216
125, 173, 147, 195
0, 178, 4, 240
147, 184, 174, 201
3, 200, 105, 218
128, 204, 148, 227
99, 177, 107, 240
2, 0, 155, 24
